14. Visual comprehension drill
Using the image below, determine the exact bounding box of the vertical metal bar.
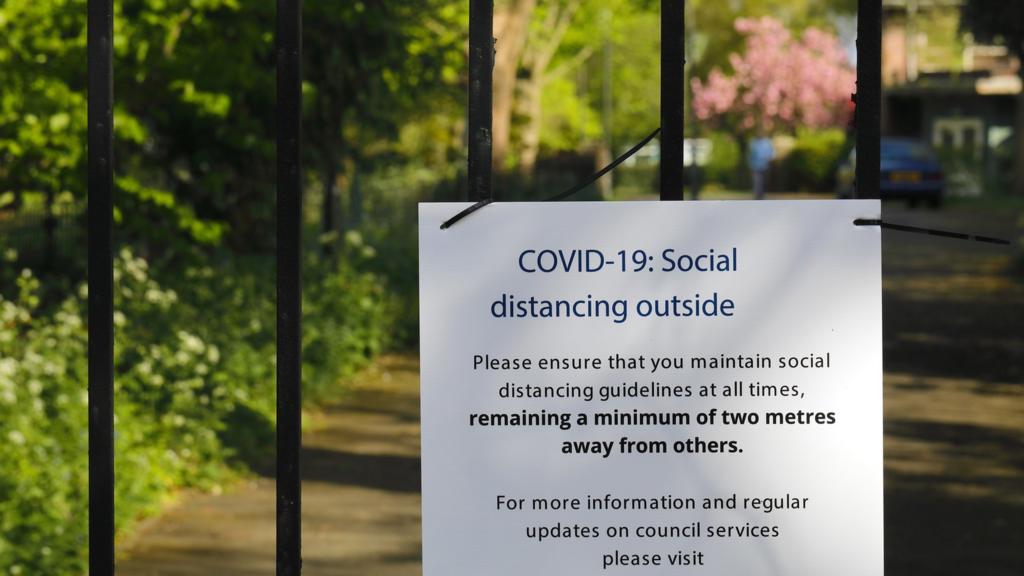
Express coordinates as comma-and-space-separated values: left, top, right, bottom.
276, 0, 303, 573
87, 0, 115, 572
468, 0, 494, 202
660, 0, 685, 201
856, 0, 882, 199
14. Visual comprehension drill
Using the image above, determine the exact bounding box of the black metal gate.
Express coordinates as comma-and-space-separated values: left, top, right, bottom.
85, 1, 882, 574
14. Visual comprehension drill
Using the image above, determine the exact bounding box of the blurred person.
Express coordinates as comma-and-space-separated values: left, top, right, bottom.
748, 136, 774, 200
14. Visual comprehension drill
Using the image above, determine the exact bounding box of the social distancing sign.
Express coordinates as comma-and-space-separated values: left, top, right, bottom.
419, 201, 882, 575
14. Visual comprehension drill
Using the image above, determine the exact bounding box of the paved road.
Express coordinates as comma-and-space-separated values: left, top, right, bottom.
121, 202, 1023, 576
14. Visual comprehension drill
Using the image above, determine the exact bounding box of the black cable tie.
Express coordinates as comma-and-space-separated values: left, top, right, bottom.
441, 127, 661, 230
853, 218, 1011, 245
440, 198, 494, 230
546, 127, 661, 203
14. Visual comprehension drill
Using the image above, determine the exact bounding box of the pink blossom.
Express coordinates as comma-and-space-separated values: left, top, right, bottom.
691, 17, 855, 136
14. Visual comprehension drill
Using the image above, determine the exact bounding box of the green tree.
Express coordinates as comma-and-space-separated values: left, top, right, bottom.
2, 0, 470, 256
303, 0, 466, 251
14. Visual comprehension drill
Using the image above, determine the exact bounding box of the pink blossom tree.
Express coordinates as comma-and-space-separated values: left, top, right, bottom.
691, 17, 856, 136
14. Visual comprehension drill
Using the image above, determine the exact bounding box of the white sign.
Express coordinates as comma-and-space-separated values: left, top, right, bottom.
419, 201, 882, 576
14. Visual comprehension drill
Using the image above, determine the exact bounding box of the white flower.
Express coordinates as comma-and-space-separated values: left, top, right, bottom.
178, 331, 205, 354
145, 288, 164, 303
0, 302, 23, 324
0, 358, 16, 378
344, 230, 363, 246
7, 430, 25, 446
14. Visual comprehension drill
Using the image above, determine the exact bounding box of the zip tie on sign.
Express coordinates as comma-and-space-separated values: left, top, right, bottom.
439, 130, 1014, 248
441, 128, 661, 230
853, 219, 1010, 245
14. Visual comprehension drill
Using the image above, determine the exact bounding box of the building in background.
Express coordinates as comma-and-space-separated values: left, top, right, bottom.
882, 0, 1020, 195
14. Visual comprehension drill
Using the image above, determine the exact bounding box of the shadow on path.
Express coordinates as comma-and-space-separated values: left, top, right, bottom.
881, 204, 1024, 576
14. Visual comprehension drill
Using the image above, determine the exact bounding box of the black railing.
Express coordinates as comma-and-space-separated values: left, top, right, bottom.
84, 1, 882, 574
87, 0, 115, 574
276, 0, 304, 574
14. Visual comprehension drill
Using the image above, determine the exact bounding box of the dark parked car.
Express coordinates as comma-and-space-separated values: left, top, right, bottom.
837, 138, 945, 207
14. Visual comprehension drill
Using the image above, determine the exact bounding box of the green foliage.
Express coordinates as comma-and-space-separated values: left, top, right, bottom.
704, 132, 743, 188
0, 271, 88, 575
540, 76, 602, 151
303, 0, 467, 190
2, 0, 467, 252
604, 10, 662, 148
116, 176, 228, 248
0, 250, 395, 573
0, 0, 87, 205
539, 2, 661, 155
780, 129, 847, 191
303, 245, 397, 402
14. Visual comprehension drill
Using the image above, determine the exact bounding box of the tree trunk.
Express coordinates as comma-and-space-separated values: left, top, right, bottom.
348, 160, 363, 228
598, 36, 613, 199
43, 187, 56, 270
321, 156, 338, 256
350, 161, 362, 226
492, 0, 537, 172
518, 71, 544, 177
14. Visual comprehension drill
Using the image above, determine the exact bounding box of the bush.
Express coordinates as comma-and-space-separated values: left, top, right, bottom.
0, 248, 396, 574
0, 271, 88, 575
704, 132, 742, 188
780, 129, 848, 192
611, 165, 657, 200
